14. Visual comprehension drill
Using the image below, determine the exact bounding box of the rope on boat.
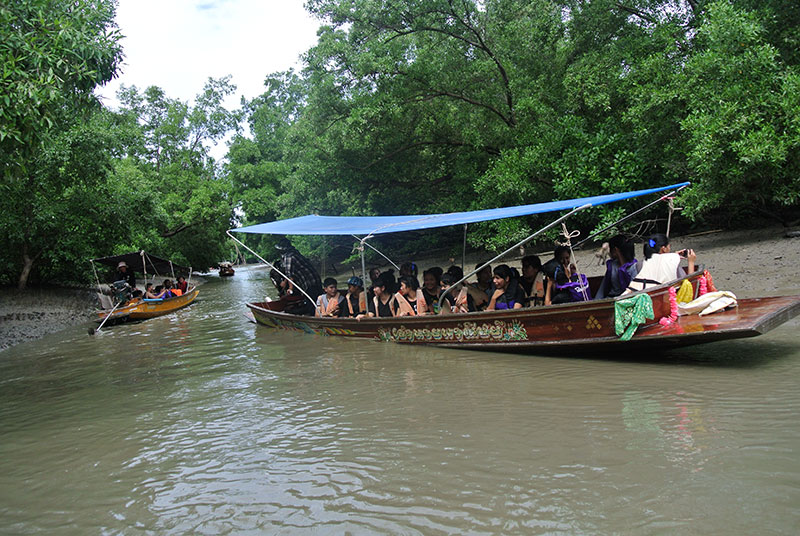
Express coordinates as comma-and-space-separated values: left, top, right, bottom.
559, 222, 590, 302
225, 230, 317, 305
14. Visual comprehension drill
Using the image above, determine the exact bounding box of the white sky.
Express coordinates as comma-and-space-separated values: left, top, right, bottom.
97, 0, 321, 145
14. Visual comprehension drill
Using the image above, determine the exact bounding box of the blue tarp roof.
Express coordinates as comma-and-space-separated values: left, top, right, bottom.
232, 182, 689, 236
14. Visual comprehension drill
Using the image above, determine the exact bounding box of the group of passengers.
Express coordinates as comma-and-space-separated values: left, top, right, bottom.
112, 261, 190, 303
312, 232, 697, 319
141, 277, 188, 300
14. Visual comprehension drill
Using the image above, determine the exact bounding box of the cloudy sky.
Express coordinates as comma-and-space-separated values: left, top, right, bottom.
97, 0, 321, 110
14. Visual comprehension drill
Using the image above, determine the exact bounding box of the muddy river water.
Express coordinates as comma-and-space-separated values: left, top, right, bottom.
1, 266, 799, 534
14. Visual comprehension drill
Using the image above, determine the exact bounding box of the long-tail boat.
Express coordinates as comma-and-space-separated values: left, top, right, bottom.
90, 252, 199, 328
228, 183, 800, 354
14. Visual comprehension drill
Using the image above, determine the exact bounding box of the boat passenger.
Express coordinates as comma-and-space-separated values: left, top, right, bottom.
276, 237, 323, 316
316, 277, 345, 317
365, 275, 395, 318
366, 267, 382, 305
345, 276, 367, 317
624, 234, 696, 293
143, 283, 164, 299
380, 269, 398, 293
399, 262, 418, 278
421, 268, 443, 314
519, 255, 544, 306
595, 234, 639, 299
113, 261, 136, 288
176, 276, 188, 294
487, 265, 525, 310
542, 246, 570, 287
470, 263, 494, 310
440, 273, 475, 314
161, 279, 178, 298
544, 251, 590, 305
393, 275, 426, 316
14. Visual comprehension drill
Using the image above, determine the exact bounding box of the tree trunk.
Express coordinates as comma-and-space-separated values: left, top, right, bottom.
17, 246, 35, 290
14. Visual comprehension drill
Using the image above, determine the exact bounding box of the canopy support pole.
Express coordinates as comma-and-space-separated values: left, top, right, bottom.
352, 235, 400, 271
462, 224, 467, 271
438, 204, 593, 310
140, 250, 147, 285
360, 239, 367, 303
90, 260, 101, 292
573, 184, 689, 250
225, 231, 317, 305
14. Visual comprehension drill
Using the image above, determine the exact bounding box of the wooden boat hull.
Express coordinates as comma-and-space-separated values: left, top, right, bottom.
245, 276, 800, 354
97, 289, 200, 323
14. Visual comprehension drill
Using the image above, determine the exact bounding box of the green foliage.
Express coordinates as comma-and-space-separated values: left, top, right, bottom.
226, 0, 799, 264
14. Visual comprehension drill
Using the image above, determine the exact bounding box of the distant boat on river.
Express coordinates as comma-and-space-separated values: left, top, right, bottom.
218, 262, 235, 277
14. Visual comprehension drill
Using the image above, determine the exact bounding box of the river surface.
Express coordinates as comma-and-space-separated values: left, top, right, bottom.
1, 266, 799, 534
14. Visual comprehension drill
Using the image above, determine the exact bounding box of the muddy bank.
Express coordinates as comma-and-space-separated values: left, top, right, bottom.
0, 287, 100, 351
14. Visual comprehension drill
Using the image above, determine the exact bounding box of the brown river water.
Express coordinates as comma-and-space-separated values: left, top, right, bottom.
1, 265, 799, 534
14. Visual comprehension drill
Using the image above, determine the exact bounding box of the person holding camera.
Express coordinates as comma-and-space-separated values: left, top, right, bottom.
624, 233, 696, 293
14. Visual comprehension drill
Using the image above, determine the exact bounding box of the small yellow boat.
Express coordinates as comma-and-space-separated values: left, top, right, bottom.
91, 251, 199, 327
96, 288, 199, 323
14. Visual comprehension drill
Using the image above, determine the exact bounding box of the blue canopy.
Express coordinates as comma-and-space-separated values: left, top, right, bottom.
232, 182, 689, 236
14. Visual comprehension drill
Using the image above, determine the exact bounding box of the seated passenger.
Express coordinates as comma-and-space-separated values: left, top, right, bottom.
366, 275, 395, 318
440, 273, 475, 314
147, 284, 166, 299
469, 263, 494, 310
176, 276, 188, 294
625, 233, 696, 293
399, 261, 418, 279
519, 255, 544, 306
595, 234, 639, 299
161, 279, 176, 298
544, 253, 590, 305
143, 283, 157, 298
392, 275, 426, 316
541, 246, 570, 289
316, 277, 346, 317
487, 264, 525, 310
344, 276, 367, 317
421, 268, 443, 314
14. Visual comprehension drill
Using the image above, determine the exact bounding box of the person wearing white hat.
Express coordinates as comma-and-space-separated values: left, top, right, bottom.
113, 261, 136, 288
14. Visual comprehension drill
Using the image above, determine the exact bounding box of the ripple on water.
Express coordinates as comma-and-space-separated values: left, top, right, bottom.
0, 281, 799, 534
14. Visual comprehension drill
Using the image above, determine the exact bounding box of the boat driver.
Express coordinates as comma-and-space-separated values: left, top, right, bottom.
113, 261, 136, 288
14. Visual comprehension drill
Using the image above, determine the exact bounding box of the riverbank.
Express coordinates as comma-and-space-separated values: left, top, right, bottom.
0, 287, 100, 351
1, 226, 798, 352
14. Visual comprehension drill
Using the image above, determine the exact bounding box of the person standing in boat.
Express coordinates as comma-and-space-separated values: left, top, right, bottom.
113, 261, 136, 288
275, 237, 323, 316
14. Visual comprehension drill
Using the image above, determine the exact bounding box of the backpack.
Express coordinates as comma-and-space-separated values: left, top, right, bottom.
555, 271, 591, 302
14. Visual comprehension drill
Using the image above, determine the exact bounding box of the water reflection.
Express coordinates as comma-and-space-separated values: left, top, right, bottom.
0, 267, 798, 533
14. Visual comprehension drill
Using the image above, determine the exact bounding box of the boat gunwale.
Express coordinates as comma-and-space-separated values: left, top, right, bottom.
246, 272, 703, 325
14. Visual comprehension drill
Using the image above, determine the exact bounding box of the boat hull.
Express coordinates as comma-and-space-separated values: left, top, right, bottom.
97, 288, 200, 323
246, 274, 800, 353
